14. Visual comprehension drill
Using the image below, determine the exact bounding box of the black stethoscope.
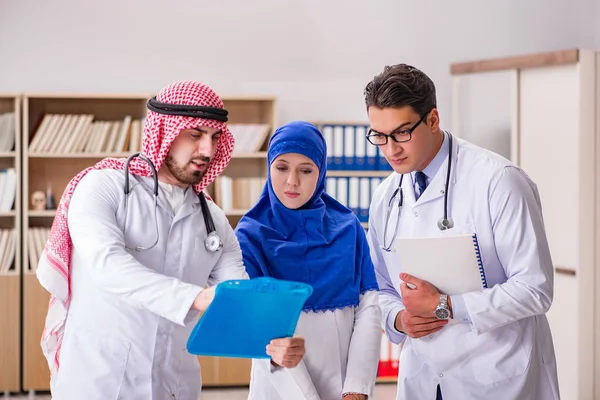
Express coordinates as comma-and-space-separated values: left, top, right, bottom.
381, 133, 454, 252
120, 95, 230, 253
122, 153, 223, 253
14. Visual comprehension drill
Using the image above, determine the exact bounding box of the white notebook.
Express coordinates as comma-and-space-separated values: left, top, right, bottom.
392, 233, 488, 296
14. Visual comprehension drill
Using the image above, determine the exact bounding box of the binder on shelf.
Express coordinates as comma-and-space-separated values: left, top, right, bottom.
377, 146, 393, 170
348, 177, 360, 217
343, 125, 356, 170
336, 177, 348, 208
366, 135, 378, 169
358, 178, 370, 222
355, 125, 367, 169
318, 122, 397, 171
323, 125, 334, 169
332, 125, 344, 170
325, 176, 383, 223
186, 277, 313, 359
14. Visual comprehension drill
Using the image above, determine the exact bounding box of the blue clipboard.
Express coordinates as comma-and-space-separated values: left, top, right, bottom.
186, 277, 313, 359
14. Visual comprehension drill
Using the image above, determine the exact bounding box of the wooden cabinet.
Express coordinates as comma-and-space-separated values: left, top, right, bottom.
451, 48, 600, 399
0, 94, 21, 393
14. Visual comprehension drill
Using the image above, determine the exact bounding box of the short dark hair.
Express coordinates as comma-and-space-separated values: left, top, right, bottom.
363, 64, 437, 117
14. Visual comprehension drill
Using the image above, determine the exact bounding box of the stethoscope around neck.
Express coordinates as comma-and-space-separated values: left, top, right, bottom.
121, 153, 223, 253
381, 133, 455, 252
119, 96, 230, 253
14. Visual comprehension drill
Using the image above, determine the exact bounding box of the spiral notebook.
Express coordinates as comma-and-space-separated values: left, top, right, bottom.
186, 277, 313, 359
392, 233, 488, 295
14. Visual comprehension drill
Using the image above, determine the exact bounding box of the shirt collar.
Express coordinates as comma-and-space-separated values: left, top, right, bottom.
411, 131, 448, 183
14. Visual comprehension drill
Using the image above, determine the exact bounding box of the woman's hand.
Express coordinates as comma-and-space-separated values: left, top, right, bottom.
267, 337, 305, 368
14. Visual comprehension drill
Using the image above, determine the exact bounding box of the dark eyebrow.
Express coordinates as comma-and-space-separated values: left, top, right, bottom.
369, 121, 412, 135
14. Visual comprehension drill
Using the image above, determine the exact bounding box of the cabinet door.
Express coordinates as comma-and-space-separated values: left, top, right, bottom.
451, 70, 517, 161
518, 64, 580, 400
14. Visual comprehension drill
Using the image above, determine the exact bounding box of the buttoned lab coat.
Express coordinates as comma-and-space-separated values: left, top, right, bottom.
48, 169, 249, 400
368, 136, 560, 400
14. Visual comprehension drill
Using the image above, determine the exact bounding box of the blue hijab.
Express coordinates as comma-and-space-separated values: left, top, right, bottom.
234, 121, 379, 312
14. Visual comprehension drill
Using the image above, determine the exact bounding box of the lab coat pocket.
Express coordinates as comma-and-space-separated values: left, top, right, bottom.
460, 321, 529, 385
53, 329, 131, 399
399, 339, 426, 380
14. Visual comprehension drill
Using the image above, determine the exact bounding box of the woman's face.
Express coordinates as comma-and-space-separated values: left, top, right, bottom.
270, 153, 320, 209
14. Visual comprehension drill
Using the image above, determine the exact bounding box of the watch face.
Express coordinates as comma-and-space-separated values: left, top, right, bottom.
435, 307, 450, 320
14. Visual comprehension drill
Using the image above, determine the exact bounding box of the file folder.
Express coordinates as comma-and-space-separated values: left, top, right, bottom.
186, 277, 313, 359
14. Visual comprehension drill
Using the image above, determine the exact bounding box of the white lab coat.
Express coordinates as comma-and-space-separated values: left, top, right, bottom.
50, 169, 249, 400
368, 135, 560, 400
247, 291, 382, 400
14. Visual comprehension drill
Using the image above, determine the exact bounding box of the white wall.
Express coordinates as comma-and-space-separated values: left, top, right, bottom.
596, 0, 600, 48
0, 0, 595, 126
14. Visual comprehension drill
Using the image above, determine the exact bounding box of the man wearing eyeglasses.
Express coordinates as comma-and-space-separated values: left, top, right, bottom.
363, 64, 559, 400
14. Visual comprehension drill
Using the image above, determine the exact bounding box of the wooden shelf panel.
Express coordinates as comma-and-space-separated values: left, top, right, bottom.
222, 98, 276, 126
28, 210, 56, 218
326, 170, 392, 177
231, 152, 267, 159
0, 275, 20, 391
0, 96, 20, 392
376, 377, 398, 383
224, 209, 249, 217
29, 152, 132, 159
450, 49, 579, 75
24, 96, 150, 148
23, 272, 51, 390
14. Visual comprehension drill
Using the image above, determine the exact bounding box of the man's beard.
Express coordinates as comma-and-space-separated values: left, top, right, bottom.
164, 154, 209, 186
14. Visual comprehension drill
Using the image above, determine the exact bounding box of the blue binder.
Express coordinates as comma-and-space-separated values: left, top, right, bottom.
186, 277, 313, 359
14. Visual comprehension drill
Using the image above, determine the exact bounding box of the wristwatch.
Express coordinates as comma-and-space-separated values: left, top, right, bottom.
434, 294, 451, 320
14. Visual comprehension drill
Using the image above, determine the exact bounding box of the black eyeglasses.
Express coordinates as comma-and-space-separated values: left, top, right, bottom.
366, 111, 430, 146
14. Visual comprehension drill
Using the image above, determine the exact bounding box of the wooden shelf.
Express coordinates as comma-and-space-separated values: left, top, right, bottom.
29, 152, 132, 159
18, 93, 279, 390
231, 152, 267, 159
326, 170, 391, 177
28, 210, 57, 218
376, 377, 398, 383
224, 209, 249, 217
21, 93, 152, 391
0, 94, 21, 393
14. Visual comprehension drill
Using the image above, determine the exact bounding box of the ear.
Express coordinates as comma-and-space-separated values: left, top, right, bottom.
427, 109, 441, 132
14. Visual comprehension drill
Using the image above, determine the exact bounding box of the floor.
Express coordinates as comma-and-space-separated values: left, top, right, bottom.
3, 383, 398, 399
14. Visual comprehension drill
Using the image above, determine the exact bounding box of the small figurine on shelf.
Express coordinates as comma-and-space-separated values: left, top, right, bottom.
46, 186, 56, 210
31, 190, 46, 211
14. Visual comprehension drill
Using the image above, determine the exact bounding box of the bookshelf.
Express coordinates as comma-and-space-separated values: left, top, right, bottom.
312, 120, 398, 383
19, 94, 276, 389
21, 93, 151, 391
199, 96, 277, 386
0, 94, 20, 393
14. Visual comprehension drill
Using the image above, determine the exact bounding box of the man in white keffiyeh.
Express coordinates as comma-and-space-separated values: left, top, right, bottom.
36, 81, 304, 399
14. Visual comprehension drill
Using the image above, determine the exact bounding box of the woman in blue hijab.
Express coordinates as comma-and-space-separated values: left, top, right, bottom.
235, 121, 382, 400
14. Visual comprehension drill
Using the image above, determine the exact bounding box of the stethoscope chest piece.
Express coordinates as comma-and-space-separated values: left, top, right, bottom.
437, 217, 454, 231
205, 231, 223, 252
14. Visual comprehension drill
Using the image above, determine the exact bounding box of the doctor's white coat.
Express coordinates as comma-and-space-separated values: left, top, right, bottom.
368, 135, 560, 400
48, 169, 248, 400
